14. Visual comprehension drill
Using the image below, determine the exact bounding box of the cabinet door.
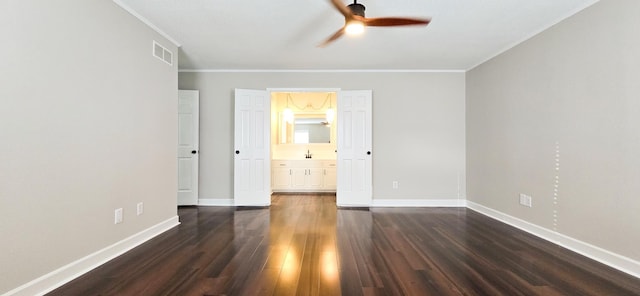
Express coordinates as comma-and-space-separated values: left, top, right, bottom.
292, 168, 307, 188
324, 167, 337, 190
308, 168, 324, 188
272, 168, 292, 189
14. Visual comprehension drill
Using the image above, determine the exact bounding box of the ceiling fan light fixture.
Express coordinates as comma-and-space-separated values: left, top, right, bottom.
345, 20, 365, 35
321, 0, 430, 46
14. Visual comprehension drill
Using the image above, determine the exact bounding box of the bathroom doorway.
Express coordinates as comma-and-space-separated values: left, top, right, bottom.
233, 88, 372, 207
270, 91, 338, 194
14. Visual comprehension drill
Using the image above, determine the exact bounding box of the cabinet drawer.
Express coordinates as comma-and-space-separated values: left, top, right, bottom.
323, 160, 337, 168
272, 160, 290, 167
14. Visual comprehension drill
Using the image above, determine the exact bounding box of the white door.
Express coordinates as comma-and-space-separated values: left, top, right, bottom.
336, 90, 372, 206
234, 89, 271, 206
177, 90, 199, 206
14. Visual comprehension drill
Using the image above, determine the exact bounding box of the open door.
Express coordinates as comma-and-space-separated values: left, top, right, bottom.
234, 89, 271, 206
336, 90, 372, 207
177, 90, 199, 206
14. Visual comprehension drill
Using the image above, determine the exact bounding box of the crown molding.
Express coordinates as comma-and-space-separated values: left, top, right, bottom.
178, 69, 466, 73
112, 0, 181, 47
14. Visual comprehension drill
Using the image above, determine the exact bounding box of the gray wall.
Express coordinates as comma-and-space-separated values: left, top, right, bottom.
178, 72, 466, 201
0, 0, 178, 293
467, 0, 640, 261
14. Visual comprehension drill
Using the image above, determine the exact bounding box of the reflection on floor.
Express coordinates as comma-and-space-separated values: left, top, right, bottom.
49, 194, 640, 295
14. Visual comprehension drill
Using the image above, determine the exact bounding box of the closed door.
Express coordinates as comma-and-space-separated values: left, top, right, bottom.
234, 89, 271, 206
336, 90, 372, 206
177, 90, 199, 206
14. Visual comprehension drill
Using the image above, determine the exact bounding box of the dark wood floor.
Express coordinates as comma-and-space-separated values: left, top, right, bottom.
50, 194, 640, 295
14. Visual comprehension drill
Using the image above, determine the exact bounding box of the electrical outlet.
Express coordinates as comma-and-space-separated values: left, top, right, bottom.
114, 208, 123, 224
137, 202, 144, 216
519, 194, 532, 207
392, 181, 399, 189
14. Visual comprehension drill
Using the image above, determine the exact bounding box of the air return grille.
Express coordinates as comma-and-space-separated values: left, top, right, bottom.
153, 40, 173, 66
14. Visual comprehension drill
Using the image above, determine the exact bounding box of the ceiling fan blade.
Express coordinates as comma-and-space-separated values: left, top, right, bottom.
364, 17, 431, 27
318, 27, 346, 47
329, 0, 353, 19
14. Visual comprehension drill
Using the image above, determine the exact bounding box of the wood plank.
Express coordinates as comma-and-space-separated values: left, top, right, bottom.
48, 194, 640, 296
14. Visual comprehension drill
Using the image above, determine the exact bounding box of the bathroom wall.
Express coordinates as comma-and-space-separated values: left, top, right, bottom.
271, 92, 337, 160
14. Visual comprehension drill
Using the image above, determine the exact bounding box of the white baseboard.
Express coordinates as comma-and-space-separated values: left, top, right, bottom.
372, 199, 467, 207
198, 198, 468, 208
467, 201, 640, 279
4, 216, 180, 296
198, 198, 234, 206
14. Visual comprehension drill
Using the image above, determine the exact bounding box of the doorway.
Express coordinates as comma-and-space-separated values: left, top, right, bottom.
233, 89, 372, 207
270, 91, 338, 194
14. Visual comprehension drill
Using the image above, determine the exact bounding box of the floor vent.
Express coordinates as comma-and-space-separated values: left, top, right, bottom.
153, 40, 173, 66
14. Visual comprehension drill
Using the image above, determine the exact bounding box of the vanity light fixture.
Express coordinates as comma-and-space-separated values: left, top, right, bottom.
325, 95, 335, 124
284, 92, 335, 124
284, 94, 294, 124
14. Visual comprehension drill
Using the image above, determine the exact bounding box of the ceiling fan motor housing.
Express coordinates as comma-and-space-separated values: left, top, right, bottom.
348, 3, 366, 17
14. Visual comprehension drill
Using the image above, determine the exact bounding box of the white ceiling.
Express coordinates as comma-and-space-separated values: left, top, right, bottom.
115, 0, 598, 71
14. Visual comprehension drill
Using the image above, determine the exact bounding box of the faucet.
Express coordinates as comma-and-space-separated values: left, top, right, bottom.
305, 149, 312, 159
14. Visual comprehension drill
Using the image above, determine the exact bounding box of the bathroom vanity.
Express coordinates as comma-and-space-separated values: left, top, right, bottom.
272, 160, 336, 192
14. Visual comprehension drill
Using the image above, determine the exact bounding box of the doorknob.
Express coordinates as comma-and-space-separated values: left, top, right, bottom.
235, 150, 240, 155
191, 150, 197, 154
367, 151, 371, 155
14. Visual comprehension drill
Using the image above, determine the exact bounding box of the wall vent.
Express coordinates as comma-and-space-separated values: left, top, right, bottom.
152, 40, 173, 66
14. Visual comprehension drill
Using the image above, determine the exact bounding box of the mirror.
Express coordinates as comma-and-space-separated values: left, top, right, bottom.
280, 113, 332, 144
294, 116, 331, 144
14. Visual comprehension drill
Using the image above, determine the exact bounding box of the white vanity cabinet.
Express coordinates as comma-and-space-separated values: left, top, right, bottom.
292, 167, 323, 189
324, 165, 337, 189
272, 160, 336, 192
272, 165, 293, 188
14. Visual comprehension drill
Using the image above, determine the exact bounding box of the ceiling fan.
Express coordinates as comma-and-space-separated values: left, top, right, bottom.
320, 0, 431, 47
